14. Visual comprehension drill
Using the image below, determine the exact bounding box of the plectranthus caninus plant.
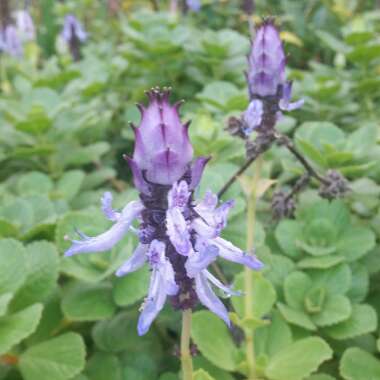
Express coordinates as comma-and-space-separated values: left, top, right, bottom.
15, 8, 35, 42
222, 19, 348, 215
60, 14, 87, 61
64, 88, 262, 340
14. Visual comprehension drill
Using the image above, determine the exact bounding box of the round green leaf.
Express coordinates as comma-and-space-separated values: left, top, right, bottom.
62, 282, 116, 322
19, 333, 86, 380
11, 241, 59, 311
340, 347, 380, 380
0, 239, 27, 294
0, 303, 43, 355
275, 220, 303, 259
265, 337, 333, 380
192, 311, 238, 371
17, 172, 53, 196
312, 294, 352, 327
85, 353, 122, 380
277, 302, 316, 331
232, 272, 276, 320
113, 266, 149, 307
284, 271, 312, 310
324, 304, 377, 340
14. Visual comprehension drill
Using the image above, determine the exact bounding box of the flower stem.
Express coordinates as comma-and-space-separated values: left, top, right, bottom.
244, 156, 263, 380
181, 309, 193, 380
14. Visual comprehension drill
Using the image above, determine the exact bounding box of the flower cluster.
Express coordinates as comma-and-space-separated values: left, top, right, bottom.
227, 19, 303, 141
0, 8, 35, 58
65, 88, 262, 335
60, 14, 87, 61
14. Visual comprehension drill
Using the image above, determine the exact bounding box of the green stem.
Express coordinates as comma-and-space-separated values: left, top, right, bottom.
244, 156, 263, 380
181, 309, 193, 380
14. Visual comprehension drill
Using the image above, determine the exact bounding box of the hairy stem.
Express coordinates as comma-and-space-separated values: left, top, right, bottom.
181, 309, 193, 380
276, 134, 328, 184
244, 156, 263, 380
218, 155, 256, 198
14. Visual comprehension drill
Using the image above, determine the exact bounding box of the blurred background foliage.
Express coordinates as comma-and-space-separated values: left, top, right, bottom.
0, 0, 380, 379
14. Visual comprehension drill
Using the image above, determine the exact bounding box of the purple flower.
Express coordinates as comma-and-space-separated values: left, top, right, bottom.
0, 25, 23, 58
16, 10, 35, 41
130, 89, 193, 186
186, 0, 201, 12
243, 19, 304, 133
61, 14, 87, 44
64, 89, 263, 335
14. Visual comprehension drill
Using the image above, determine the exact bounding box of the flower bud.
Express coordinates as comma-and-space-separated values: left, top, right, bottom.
130, 88, 193, 186
248, 19, 285, 98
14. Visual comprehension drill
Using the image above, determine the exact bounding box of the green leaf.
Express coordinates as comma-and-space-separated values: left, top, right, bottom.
0, 200, 33, 232
192, 311, 238, 371
62, 282, 116, 321
15, 106, 52, 135
309, 264, 351, 295
284, 272, 312, 310
113, 266, 149, 307
193, 369, 215, 380
275, 221, 303, 259
0, 219, 19, 238
340, 347, 380, 380
63, 142, 110, 167
265, 337, 333, 380
232, 272, 276, 320
337, 227, 375, 262
11, 241, 59, 311
296, 138, 327, 167
298, 255, 344, 269
0, 293, 13, 317
347, 264, 369, 303
193, 356, 235, 380
92, 312, 136, 353
255, 311, 293, 357
19, 333, 86, 380
55, 171, 85, 201
324, 304, 377, 340
312, 294, 351, 327
17, 172, 53, 196
0, 239, 27, 294
85, 353, 122, 380
277, 303, 316, 331
0, 304, 43, 355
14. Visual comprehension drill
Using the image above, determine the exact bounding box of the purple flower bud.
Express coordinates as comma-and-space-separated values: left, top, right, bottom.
61, 14, 87, 44
186, 0, 201, 12
130, 88, 193, 186
248, 20, 285, 97
242, 19, 303, 134
0, 25, 23, 58
15, 10, 35, 41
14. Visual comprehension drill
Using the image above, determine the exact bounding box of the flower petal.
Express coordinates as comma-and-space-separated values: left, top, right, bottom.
185, 240, 219, 278
137, 269, 167, 336
101, 192, 121, 222
189, 157, 211, 190
204, 270, 242, 297
160, 259, 179, 296
213, 237, 263, 270
243, 99, 263, 134
166, 207, 192, 256
115, 243, 148, 276
65, 200, 144, 257
195, 272, 230, 326
279, 81, 304, 111
168, 181, 191, 209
